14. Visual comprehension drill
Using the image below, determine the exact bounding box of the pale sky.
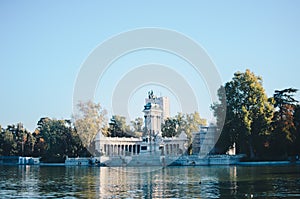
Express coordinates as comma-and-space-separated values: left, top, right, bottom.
0, 1, 299, 131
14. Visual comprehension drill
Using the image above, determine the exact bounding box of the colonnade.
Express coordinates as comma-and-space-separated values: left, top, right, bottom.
162, 143, 181, 156
103, 144, 141, 156
102, 143, 183, 156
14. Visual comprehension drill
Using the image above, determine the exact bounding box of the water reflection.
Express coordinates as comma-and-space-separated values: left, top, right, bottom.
0, 165, 300, 198
97, 166, 240, 198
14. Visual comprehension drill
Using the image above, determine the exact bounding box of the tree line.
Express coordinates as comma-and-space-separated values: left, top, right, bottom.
0, 102, 207, 162
212, 69, 300, 160
0, 101, 144, 162
0, 118, 89, 162
1, 69, 299, 161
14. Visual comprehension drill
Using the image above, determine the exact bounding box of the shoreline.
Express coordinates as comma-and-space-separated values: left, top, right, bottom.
1, 155, 300, 167
236, 160, 300, 166
1, 160, 300, 167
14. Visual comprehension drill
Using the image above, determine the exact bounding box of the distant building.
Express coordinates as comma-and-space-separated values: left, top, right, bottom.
0, 156, 40, 165
145, 90, 170, 120
94, 91, 240, 166
192, 125, 236, 156
192, 125, 218, 157
143, 101, 162, 137
94, 91, 187, 166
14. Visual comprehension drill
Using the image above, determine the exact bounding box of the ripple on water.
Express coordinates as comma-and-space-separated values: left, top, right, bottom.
0, 165, 300, 198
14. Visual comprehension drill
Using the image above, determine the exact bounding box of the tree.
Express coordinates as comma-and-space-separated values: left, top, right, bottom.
161, 118, 178, 137
72, 101, 107, 154
0, 123, 34, 157
108, 115, 133, 137
34, 117, 88, 162
273, 88, 298, 109
130, 117, 143, 137
185, 112, 207, 138
35, 118, 66, 162
131, 117, 143, 132
271, 88, 298, 157
162, 112, 206, 138
113, 115, 131, 134
211, 69, 274, 158
0, 129, 16, 156
161, 112, 206, 155
293, 105, 300, 157
23, 132, 36, 156
7, 123, 27, 156
32, 128, 47, 158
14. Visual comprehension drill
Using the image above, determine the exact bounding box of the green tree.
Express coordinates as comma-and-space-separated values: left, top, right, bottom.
179, 112, 206, 155
212, 69, 274, 158
113, 115, 131, 134
108, 115, 133, 137
7, 123, 28, 156
34, 117, 88, 162
161, 118, 178, 137
0, 129, 16, 156
72, 100, 107, 153
35, 118, 65, 162
32, 127, 47, 157
130, 117, 143, 137
162, 112, 206, 138
161, 112, 206, 155
0, 123, 35, 156
131, 117, 143, 132
293, 105, 300, 157
271, 88, 298, 157
273, 88, 298, 109
185, 112, 207, 139
23, 132, 36, 157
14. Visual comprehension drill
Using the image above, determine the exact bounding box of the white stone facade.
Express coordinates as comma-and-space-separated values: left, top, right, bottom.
94, 91, 188, 165
95, 130, 188, 158
143, 102, 162, 137
145, 96, 170, 120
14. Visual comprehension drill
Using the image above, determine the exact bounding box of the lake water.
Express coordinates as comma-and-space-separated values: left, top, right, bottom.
0, 165, 300, 198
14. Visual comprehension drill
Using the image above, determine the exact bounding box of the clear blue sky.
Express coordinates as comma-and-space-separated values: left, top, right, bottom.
0, 1, 299, 131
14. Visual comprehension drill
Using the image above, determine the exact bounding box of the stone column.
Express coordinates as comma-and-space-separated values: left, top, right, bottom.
133, 145, 136, 155
166, 144, 168, 155
105, 144, 108, 156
